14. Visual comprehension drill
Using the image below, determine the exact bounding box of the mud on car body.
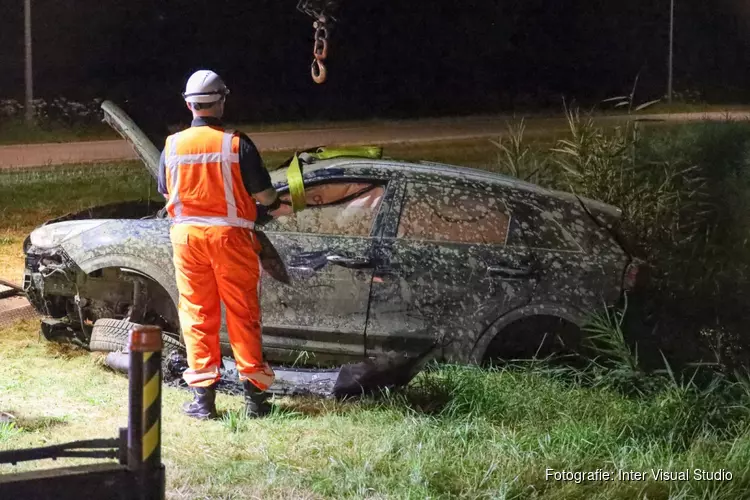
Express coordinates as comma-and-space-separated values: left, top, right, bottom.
21, 102, 642, 372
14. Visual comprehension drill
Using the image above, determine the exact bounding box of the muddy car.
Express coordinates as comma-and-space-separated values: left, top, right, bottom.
22, 102, 641, 377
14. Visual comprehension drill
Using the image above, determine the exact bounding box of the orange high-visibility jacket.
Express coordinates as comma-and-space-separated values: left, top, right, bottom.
163, 127, 258, 227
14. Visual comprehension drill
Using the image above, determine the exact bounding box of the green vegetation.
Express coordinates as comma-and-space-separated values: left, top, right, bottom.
493, 108, 750, 373
0, 119, 117, 145
634, 102, 750, 114
1, 321, 749, 499
0, 162, 156, 280
0, 162, 159, 233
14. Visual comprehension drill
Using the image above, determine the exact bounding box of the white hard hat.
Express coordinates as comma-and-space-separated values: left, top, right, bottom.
182, 70, 230, 103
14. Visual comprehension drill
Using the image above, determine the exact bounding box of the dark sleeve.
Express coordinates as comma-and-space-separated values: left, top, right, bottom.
238, 133, 273, 195
157, 149, 168, 195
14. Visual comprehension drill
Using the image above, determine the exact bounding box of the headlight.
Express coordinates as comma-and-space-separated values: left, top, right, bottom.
29, 220, 107, 249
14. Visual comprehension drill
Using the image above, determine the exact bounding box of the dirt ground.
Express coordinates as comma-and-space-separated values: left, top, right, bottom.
1, 111, 748, 169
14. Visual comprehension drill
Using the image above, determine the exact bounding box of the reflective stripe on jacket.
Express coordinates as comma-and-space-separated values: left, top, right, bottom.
164, 127, 257, 228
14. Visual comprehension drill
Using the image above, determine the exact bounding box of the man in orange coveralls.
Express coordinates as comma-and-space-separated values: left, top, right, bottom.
157, 70, 284, 419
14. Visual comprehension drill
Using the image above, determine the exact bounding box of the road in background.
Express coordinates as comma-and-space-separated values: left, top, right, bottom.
1, 111, 748, 169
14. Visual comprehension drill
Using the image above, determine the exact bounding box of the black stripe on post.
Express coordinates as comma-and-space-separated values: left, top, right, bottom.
128, 325, 165, 500
141, 350, 161, 468
127, 350, 144, 473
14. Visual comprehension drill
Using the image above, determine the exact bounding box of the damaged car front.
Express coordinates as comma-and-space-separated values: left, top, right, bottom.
23, 202, 178, 346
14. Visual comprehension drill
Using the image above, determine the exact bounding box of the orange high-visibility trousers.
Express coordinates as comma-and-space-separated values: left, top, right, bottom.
170, 224, 275, 390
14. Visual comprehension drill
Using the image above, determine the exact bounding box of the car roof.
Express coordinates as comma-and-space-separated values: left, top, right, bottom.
271, 157, 543, 189
269, 157, 622, 217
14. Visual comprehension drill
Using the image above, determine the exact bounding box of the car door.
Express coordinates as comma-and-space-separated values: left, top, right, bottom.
366, 178, 540, 361
256, 177, 392, 366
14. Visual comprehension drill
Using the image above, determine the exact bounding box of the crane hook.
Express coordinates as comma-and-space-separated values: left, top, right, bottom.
297, 1, 340, 84
311, 59, 327, 84
310, 18, 330, 84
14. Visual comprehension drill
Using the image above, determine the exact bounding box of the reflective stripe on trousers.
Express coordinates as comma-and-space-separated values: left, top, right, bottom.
240, 363, 276, 391
183, 365, 220, 386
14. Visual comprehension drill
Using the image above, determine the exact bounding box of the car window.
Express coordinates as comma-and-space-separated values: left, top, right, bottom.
397, 183, 511, 245
264, 181, 385, 237
506, 201, 583, 252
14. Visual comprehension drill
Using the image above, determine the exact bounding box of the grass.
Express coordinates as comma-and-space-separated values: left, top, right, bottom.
0, 118, 119, 145
1, 321, 749, 498
1, 114, 530, 145
382, 138, 527, 172
0, 162, 160, 232
0, 161, 160, 283
631, 103, 750, 115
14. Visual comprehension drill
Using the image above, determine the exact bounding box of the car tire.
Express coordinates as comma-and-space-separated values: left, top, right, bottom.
484, 316, 584, 364
89, 318, 185, 354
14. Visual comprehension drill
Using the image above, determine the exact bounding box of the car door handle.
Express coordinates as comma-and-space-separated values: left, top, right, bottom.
287, 251, 328, 272
486, 265, 535, 278
326, 255, 373, 269
287, 265, 314, 272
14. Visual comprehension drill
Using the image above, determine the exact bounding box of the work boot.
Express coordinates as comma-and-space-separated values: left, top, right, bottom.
243, 381, 272, 418
182, 384, 218, 420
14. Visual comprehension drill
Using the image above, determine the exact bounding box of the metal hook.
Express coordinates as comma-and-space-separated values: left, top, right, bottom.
314, 26, 329, 41
311, 59, 327, 84
313, 38, 329, 60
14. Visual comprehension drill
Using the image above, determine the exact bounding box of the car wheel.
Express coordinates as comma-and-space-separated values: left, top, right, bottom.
484, 316, 584, 364
89, 318, 185, 354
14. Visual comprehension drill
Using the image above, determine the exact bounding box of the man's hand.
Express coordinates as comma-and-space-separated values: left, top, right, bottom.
254, 187, 279, 207
256, 199, 293, 225
255, 204, 273, 226
269, 200, 294, 218
254, 187, 296, 223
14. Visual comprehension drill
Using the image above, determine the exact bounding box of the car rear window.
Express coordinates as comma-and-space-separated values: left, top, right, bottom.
265, 181, 385, 237
397, 183, 511, 245
506, 200, 583, 252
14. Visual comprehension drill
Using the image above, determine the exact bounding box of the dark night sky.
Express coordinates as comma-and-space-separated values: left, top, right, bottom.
0, 0, 749, 125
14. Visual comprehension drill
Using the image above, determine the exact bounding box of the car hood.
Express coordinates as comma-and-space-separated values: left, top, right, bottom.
28, 220, 111, 250
101, 100, 161, 179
